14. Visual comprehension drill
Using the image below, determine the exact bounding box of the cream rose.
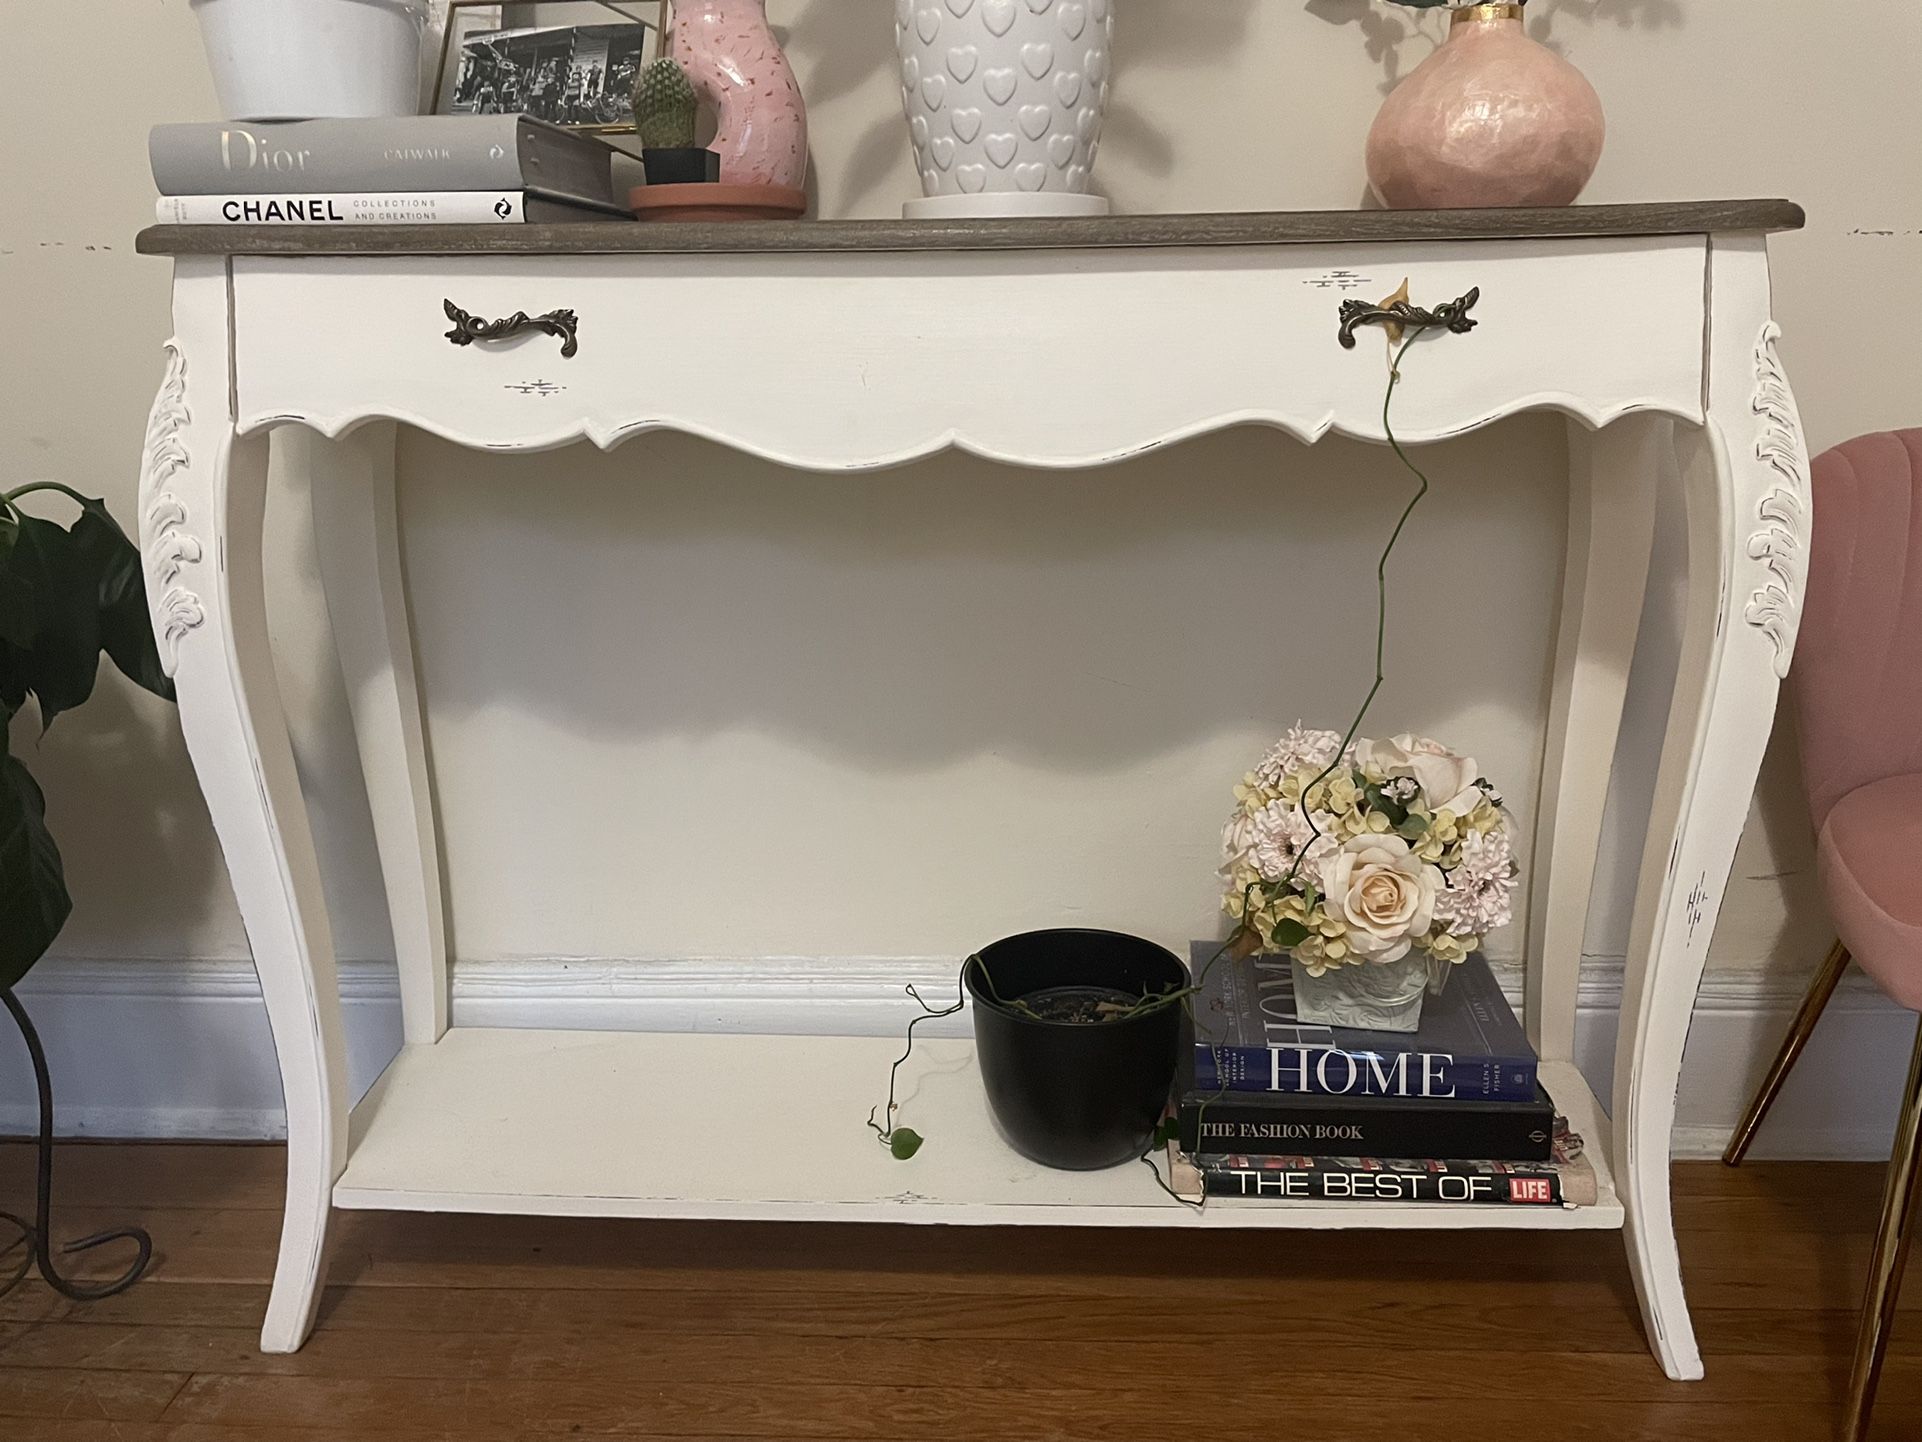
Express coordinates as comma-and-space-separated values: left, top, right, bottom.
1315, 833, 1441, 964
1220, 809, 1258, 876
1353, 734, 1482, 816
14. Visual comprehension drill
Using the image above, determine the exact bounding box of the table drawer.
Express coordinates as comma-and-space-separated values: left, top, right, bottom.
232, 238, 1706, 466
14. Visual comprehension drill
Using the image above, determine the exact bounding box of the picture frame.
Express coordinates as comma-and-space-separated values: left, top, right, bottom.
431, 0, 668, 136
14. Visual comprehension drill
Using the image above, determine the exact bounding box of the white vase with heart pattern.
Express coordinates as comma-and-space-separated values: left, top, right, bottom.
895, 0, 1114, 219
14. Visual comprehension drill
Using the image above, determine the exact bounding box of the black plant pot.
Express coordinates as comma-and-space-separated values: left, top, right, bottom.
966, 929, 1187, 1171
641, 147, 720, 185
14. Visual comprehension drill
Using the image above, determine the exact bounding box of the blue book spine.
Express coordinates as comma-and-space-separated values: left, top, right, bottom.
1192, 1045, 1537, 1101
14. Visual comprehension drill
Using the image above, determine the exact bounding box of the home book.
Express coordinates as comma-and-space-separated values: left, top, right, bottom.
1188, 943, 1537, 1100
1175, 1078, 1556, 1162
149, 115, 618, 208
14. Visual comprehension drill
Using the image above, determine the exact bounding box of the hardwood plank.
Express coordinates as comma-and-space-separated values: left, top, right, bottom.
10, 1426, 756, 1442
0, 1365, 188, 1422
152, 1373, 1916, 1442
4, 1147, 1915, 1441
133, 201, 1806, 258
0, 1279, 1662, 1351
0, 1142, 285, 1213
24, 1202, 1643, 1290
14, 1318, 1922, 1414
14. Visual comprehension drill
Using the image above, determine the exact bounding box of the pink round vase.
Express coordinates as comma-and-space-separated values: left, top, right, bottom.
1366, 3, 1604, 209
669, 0, 808, 192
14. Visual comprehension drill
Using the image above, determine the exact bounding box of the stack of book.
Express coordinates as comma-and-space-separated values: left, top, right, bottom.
1169, 943, 1598, 1208
151, 115, 633, 226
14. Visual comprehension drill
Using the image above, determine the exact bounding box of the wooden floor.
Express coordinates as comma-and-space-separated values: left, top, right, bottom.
0, 1145, 1917, 1441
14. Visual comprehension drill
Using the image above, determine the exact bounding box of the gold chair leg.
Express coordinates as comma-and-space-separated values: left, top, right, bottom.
1844, 1015, 1922, 1442
1724, 939, 1852, 1165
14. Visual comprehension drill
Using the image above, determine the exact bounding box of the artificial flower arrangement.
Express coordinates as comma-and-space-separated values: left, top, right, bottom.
1220, 724, 1517, 985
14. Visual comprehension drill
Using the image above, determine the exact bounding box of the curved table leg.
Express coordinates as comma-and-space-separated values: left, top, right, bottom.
1615, 237, 1809, 1381
308, 423, 450, 1044
141, 259, 349, 1354
1526, 414, 1661, 1060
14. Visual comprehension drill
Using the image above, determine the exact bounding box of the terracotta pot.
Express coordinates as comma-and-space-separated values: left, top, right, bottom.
669, 0, 809, 192
629, 181, 807, 222
1366, 3, 1604, 210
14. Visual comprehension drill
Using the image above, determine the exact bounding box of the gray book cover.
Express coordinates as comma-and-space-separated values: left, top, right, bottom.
150, 115, 616, 205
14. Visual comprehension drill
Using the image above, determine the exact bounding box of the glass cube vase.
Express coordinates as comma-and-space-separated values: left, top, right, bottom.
1290, 952, 1432, 1034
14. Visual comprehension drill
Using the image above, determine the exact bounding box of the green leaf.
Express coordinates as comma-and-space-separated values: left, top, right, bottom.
5, 515, 101, 729
0, 511, 32, 651
1364, 783, 1408, 827
0, 728, 71, 988
1269, 919, 1311, 949
1395, 816, 1429, 841
70, 498, 174, 704
889, 1128, 925, 1160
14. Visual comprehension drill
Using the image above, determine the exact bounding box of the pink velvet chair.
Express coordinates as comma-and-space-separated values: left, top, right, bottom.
1724, 428, 1922, 1442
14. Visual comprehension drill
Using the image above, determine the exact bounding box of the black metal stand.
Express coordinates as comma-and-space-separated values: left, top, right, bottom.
0, 987, 151, 1300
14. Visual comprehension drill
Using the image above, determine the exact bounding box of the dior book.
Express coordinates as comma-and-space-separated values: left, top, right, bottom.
149, 115, 618, 210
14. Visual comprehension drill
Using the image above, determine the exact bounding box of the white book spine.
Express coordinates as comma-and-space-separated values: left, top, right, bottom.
154, 192, 534, 225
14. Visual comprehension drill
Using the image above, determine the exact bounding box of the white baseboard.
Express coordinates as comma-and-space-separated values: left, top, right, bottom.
1, 955, 1911, 1159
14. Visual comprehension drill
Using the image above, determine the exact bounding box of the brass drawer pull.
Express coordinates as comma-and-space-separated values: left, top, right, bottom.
443, 300, 580, 359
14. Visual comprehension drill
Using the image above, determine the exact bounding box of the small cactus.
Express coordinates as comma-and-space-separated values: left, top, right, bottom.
632, 57, 698, 150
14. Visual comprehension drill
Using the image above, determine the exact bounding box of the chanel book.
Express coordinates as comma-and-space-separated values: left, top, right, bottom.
154, 191, 631, 226
149, 115, 617, 208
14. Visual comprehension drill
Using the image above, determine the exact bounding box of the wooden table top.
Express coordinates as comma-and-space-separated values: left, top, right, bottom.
136, 199, 1805, 258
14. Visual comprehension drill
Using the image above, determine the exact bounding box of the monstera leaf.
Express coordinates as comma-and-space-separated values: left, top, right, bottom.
0, 483, 174, 985
0, 726, 70, 990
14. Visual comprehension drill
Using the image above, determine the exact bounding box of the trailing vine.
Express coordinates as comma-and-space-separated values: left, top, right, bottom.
869, 292, 1465, 1194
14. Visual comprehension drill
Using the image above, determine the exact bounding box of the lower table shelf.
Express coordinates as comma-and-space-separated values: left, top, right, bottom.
334, 1028, 1622, 1231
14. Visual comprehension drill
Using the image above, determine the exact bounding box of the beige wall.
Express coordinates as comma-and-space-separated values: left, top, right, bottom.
2, 2, 1918, 989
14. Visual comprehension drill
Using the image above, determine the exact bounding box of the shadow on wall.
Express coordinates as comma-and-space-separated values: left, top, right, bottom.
11, 684, 225, 958
1304, 0, 1683, 90
787, 0, 1260, 214
394, 417, 1568, 773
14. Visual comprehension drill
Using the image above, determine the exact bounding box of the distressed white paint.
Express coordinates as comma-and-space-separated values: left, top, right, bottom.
307, 425, 450, 1043
336, 1032, 1619, 1227
8, 952, 1908, 1161
1612, 237, 1812, 1382
144, 225, 1801, 1369
1525, 414, 1662, 1059
231, 240, 1705, 463
137, 259, 352, 1355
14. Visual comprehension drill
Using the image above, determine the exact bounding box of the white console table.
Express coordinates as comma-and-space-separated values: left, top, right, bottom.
135, 202, 1808, 1373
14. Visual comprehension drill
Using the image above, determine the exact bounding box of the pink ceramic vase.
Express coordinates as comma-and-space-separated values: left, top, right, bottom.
1366, 3, 1604, 209
668, 0, 808, 192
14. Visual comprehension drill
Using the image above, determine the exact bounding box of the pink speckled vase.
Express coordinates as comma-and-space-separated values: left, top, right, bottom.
1366, 3, 1604, 209
669, 0, 808, 191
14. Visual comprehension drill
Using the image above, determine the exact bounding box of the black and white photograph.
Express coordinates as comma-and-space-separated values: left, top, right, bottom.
447, 20, 655, 132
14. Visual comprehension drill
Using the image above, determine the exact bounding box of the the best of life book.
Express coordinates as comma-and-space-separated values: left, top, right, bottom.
1188, 942, 1538, 1101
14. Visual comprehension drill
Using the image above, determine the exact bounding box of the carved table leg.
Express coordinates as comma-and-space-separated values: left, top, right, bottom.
141, 259, 349, 1354
307, 424, 450, 1044
1526, 414, 1662, 1060
1615, 236, 1809, 1381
